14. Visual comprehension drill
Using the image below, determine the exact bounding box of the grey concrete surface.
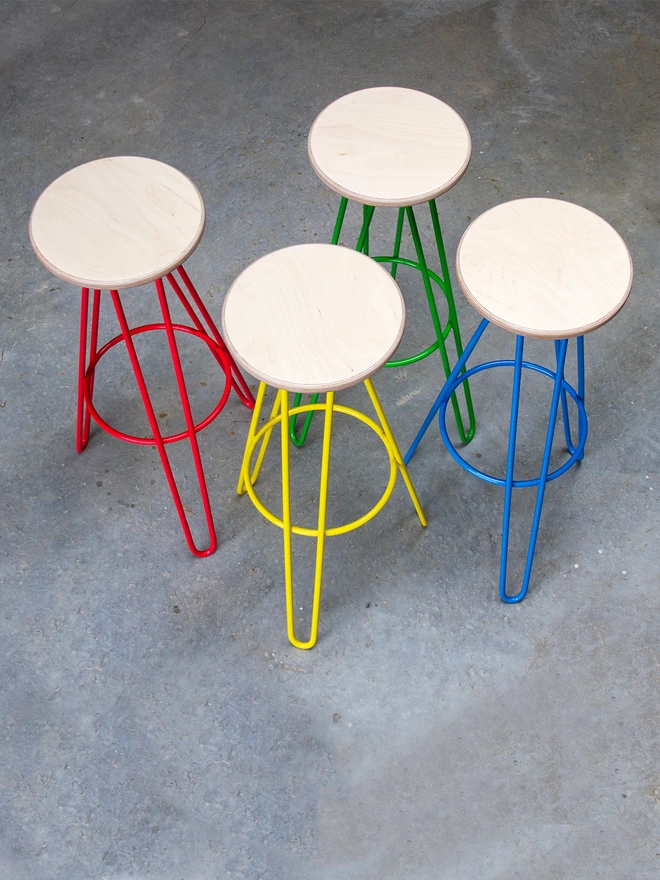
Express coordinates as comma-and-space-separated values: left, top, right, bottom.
1, 1, 659, 878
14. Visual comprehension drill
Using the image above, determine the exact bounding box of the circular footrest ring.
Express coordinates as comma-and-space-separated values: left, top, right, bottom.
438, 359, 588, 487
369, 256, 452, 368
84, 322, 233, 445
243, 402, 398, 537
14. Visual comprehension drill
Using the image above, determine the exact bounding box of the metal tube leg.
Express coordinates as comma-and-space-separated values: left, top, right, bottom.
281, 390, 295, 640
76, 288, 101, 453
429, 200, 476, 443
405, 318, 489, 465
364, 379, 427, 527
76, 288, 90, 454
499, 336, 525, 602
515, 339, 569, 601
406, 205, 470, 444
331, 197, 349, 246
165, 271, 231, 377
288, 196, 351, 447
576, 336, 586, 461
238, 383, 281, 494
252, 392, 282, 483
155, 278, 217, 556
308, 391, 334, 648
556, 336, 586, 461
237, 382, 265, 495
86, 291, 101, 440
283, 390, 334, 650
555, 338, 573, 453
290, 198, 374, 448
175, 265, 254, 409
501, 339, 569, 603
356, 205, 376, 254
289, 392, 319, 446
110, 288, 216, 557
390, 208, 405, 280
361, 205, 370, 255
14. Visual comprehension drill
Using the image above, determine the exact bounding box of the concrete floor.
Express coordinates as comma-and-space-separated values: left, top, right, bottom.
2, 1, 659, 877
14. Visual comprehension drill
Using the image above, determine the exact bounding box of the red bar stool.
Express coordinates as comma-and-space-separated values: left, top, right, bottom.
29, 156, 254, 556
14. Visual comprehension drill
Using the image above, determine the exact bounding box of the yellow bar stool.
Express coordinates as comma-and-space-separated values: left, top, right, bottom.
221, 243, 427, 649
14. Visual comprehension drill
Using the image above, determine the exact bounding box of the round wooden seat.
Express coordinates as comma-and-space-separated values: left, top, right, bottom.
456, 198, 633, 338
221, 243, 405, 393
29, 156, 205, 290
307, 87, 472, 207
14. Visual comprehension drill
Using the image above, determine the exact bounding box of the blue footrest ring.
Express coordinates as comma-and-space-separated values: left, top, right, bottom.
437, 358, 588, 488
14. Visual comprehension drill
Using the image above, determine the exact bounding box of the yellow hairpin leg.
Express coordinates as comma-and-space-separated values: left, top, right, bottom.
237, 382, 281, 495
239, 384, 425, 648
282, 389, 334, 649
364, 378, 427, 527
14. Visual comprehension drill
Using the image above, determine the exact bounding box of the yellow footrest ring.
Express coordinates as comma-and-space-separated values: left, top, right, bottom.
242, 402, 398, 537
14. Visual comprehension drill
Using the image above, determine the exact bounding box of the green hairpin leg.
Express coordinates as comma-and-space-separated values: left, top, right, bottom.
360, 204, 372, 255
288, 199, 351, 446
390, 208, 405, 281
332, 196, 349, 246
290, 196, 475, 446
288, 394, 319, 447
356, 204, 375, 254
356, 202, 474, 443
427, 199, 475, 441
396, 203, 475, 443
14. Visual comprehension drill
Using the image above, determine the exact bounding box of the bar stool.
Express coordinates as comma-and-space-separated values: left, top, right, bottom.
29, 156, 254, 557
291, 86, 476, 447
221, 243, 427, 648
405, 198, 633, 602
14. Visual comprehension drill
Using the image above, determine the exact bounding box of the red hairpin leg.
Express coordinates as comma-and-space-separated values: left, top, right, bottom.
76, 287, 101, 453
109, 284, 217, 557
174, 265, 254, 408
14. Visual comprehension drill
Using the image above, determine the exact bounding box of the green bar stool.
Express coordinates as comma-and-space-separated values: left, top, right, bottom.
222, 243, 426, 649
291, 86, 476, 447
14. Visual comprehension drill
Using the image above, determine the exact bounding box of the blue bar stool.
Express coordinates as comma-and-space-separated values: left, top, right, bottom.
405, 197, 633, 602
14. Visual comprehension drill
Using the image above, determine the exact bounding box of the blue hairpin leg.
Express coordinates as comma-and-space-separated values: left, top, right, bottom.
404, 318, 489, 465
409, 320, 586, 602
500, 336, 525, 601
500, 337, 569, 603
576, 336, 585, 461
556, 336, 585, 462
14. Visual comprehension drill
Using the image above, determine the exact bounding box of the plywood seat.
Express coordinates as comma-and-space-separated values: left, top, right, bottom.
456, 198, 633, 338
29, 156, 205, 290
307, 86, 472, 207
222, 243, 406, 393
